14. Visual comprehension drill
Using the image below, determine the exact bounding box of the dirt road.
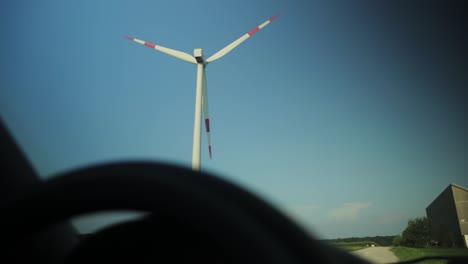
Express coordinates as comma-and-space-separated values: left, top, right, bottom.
352, 247, 399, 264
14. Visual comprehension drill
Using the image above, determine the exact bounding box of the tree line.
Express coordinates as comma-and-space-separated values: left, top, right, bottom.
323, 235, 395, 246
394, 216, 459, 247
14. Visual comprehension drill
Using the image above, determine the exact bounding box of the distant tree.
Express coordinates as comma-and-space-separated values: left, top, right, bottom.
393, 235, 402, 246
401, 217, 429, 247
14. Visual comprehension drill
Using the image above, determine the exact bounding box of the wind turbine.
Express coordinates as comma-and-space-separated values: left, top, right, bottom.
125, 14, 279, 171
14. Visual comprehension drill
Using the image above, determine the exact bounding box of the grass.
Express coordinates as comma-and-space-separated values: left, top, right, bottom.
391, 246, 468, 264
330, 241, 378, 252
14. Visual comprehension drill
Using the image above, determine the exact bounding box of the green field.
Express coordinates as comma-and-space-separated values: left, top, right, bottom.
391, 247, 468, 264
330, 241, 378, 252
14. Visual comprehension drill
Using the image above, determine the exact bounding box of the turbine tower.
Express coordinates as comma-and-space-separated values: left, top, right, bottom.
125, 14, 279, 171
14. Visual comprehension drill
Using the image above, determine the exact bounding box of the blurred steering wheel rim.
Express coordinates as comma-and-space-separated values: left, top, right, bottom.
1, 161, 366, 263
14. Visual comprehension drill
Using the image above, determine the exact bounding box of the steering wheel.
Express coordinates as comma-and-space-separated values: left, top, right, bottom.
1, 161, 368, 263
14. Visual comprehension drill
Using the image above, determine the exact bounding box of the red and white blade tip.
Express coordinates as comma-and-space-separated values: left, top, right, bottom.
125, 36, 134, 40
248, 13, 280, 36
270, 13, 280, 22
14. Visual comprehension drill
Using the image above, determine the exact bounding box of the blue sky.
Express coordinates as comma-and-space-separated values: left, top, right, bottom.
1, 0, 467, 239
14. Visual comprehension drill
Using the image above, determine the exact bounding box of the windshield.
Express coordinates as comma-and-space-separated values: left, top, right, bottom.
1, 0, 467, 251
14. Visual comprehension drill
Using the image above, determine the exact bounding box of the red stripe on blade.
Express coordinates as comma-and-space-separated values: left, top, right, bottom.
269, 14, 280, 22
205, 119, 210, 132
144, 42, 156, 48
125, 36, 135, 40
248, 27, 260, 36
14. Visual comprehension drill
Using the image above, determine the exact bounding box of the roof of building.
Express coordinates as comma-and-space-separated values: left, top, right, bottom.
450, 183, 468, 193
426, 183, 468, 210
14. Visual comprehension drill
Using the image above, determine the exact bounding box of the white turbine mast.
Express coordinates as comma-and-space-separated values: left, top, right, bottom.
125, 14, 279, 171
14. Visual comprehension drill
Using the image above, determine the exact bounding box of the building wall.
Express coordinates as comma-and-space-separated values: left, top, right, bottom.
426, 185, 462, 246
453, 186, 468, 236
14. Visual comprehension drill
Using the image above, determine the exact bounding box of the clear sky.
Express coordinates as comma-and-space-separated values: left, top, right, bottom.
1, 0, 467, 239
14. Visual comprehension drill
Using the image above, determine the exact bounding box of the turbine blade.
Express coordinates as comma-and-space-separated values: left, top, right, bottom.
125, 36, 197, 64
206, 13, 279, 63
202, 69, 212, 159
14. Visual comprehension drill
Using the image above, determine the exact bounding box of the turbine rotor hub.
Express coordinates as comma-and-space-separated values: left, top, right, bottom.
194, 48, 205, 65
